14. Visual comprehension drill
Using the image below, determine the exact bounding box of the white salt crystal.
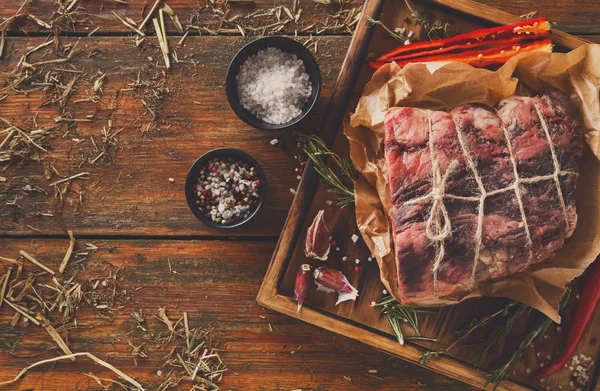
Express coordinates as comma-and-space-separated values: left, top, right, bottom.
270, 138, 279, 145
236, 47, 312, 125
351, 234, 359, 243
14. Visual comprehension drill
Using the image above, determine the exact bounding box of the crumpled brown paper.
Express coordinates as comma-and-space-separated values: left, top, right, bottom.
346, 44, 600, 322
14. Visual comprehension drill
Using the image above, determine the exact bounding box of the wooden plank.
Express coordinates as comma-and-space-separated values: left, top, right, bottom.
430, 0, 591, 49
258, 0, 600, 390
0, 36, 349, 236
0, 238, 476, 391
1, 0, 600, 35
0, 0, 364, 35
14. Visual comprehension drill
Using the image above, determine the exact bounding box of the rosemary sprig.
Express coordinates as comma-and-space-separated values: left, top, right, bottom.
419, 301, 518, 364
471, 303, 527, 368
302, 134, 356, 207
485, 288, 571, 389
366, 17, 406, 42
375, 296, 435, 345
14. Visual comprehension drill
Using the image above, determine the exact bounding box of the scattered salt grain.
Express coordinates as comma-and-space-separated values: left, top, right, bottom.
407, 30, 414, 38
168, 177, 174, 183
351, 234, 359, 243
383, 289, 388, 295
270, 138, 279, 145
297, 175, 302, 180
395, 27, 406, 34
156, 370, 163, 376
342, 256, 348, 262
370, 301, 376, 306
525, 368, 532, 374
355, 259, 360, 264
404, 39, 411, 45
236, 47, 312, 125
335, 247, 340, 251
290, 188, 296, 195
325, 200, 333, 206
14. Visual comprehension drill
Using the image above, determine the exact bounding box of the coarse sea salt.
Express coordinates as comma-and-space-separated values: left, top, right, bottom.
236, 47, 312, 125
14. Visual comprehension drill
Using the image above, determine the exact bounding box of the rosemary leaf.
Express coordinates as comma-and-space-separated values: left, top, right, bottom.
301, 134, 356, 207
375, 296, 428, 345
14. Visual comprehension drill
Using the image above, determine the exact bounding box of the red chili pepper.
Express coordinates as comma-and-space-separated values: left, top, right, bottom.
369, 39, 553, 70
383, 34, 539, 65
539, 259, 600, 377
373, 17, 550, 64
354, 266, 361, 273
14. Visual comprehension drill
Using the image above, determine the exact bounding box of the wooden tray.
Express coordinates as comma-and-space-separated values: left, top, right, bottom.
257, 1, 599, 390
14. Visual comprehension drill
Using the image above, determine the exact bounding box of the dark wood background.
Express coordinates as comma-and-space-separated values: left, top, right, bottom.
0, 1, 598, 390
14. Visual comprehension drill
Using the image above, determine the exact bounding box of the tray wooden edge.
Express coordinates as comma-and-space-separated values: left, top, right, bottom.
257, 293, 531, 391
257, 1, 593, 390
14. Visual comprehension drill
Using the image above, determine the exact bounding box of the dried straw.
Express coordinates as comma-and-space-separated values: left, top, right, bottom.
19, 250, 55, 275
0, 352, 144, 390
59, 230, 75, 273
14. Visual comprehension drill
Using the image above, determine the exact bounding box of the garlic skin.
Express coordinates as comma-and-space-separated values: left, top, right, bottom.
313, 266, 359, 305
294, 264, 312, 313
305, 210, 330, 261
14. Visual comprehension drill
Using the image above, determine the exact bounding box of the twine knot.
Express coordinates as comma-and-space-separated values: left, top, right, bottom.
424, 160, 458, 242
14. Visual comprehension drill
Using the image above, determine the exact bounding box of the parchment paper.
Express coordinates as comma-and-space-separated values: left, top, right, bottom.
346, 44, 600, 322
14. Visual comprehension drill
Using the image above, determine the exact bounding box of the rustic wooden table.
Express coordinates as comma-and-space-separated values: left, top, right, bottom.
0, 1, 598, 390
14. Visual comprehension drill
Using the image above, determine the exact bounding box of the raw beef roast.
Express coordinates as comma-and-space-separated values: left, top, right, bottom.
384, 89, 582, 303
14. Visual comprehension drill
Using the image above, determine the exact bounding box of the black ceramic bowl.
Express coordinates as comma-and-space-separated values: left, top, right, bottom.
185, 148, 267, 229
225, 36, 322, 130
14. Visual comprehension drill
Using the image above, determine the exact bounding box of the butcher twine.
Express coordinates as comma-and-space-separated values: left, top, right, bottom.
400, 101, 577, 300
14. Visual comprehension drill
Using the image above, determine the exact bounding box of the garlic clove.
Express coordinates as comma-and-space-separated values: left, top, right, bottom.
313, 266, 358, 305
294, 264, 312, 313
305, 210, 330, 261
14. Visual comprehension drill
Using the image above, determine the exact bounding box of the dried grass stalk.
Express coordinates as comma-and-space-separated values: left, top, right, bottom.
152, 17, 170, 69
3, 300, 41, 326
162, 3, 183, 33
49, 172, 89, 186
43, 323, 75, 359
59, 230, 75, 273
139, 0, 162, 30
19, 250, 55, 275
0, 352, 144, 390
112, 11, 145, 36
0, 267, 11, 307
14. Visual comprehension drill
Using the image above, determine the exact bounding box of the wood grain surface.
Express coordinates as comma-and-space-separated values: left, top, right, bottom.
0, 239, 475, 390
0, 36, 348, 237
1, 0, 599, 390
1, 0, 599, 35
